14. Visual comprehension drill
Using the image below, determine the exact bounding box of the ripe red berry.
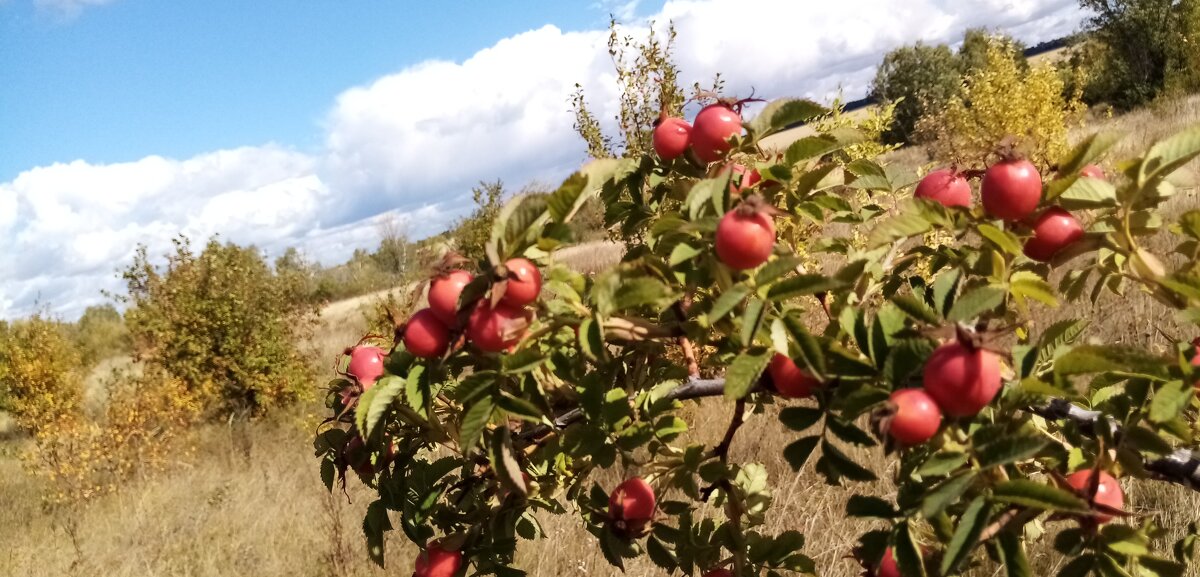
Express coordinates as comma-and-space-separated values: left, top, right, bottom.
914, 168, 971, 208
428, 270, 473, 325
876, 548, 899, 577
702, 569, 733, 577
414, 543, 463, 577
721, 163, 762, 195
887, 389, 942, 446
715, 206, 776, 270
1024, 207, 1083, 263
609, 477, 656, 529
501, 258, 542, 307
404, 309, 450, 358
922, 341, 1002, 417
981, 158, 1043, 221
467, 302, 528, 353
653, 117, 692, 161
347, 346, 386, 388
345, 435, 396, 478
1080, 164, 1105, 180
1065, 470, 1124, 524
692, 103, 743, 164
768, 353, 820, 398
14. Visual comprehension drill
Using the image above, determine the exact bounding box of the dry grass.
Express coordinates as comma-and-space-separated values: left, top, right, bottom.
3, 97, 1200, 577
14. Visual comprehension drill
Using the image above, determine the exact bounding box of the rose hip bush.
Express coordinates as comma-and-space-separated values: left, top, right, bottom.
314, 95, 1200, 577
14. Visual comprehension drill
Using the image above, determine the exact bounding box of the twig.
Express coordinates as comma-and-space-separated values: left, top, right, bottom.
711, 400, 747, 461
978, 507, 1041, 542
673, 301, 701, 378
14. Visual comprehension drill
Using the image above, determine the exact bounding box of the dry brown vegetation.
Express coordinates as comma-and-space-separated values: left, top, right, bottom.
3, 97, 1200, 577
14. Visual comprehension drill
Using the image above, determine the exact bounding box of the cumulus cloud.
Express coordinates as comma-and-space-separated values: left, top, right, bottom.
33, 0, 117, 19
1, 0, 1089, 320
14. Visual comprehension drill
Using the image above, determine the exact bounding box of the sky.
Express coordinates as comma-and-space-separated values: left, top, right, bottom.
0, 0, 1090, 320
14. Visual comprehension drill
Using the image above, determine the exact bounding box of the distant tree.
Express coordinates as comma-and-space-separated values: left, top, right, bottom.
957, 28, 1026, 76
572, 19, 690, 159
1078, 0, 1200, 107
73, 304, 131, 366
121, 236, 315, 415
0, 314, 82, 433
372, 216, 410, 276
450, 180, 506, 263
870, 42, 962, 144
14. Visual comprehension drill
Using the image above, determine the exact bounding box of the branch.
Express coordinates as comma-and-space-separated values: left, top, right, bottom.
711, 400, 747, 461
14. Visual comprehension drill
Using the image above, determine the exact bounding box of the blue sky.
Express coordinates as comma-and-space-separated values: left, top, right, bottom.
0, 0, 1088, 319
0, 0, 651, 179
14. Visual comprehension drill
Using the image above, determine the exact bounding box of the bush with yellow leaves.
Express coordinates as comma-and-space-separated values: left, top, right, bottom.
0, 313, 83, 434
25, 367, 200, 508
918, 40, 1085, 168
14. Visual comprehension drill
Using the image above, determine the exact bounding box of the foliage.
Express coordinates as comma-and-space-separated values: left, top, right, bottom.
871, 42, 964, 145
919, 40, 1085, 168
24, 367, 200, 508
0, 313, 82, 433
121, 236, 316, 416
572, 20, 690, 159
449, 180, 507, 263
811, 95, 902, 162
314, 79, 1200, 577
957, 28, 1026, 76
72, 304, 131, 367
1078, 0, 1200, 108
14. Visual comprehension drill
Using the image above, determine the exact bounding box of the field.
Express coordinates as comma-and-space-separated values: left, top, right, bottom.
3, 97, 1200, 577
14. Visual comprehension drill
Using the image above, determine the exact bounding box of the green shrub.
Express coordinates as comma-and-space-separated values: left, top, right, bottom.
120, 236, 316, 415
72, 304, 131, 367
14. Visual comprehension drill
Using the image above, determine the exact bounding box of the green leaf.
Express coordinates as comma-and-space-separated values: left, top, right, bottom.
1057, 131, 1123, 177
997, 531, 1033, 577
921, 470, 978, 519
1140, 124, 1200, 188
747, 97, 827, 137
782, 313, 827, 375
363, 500, 392, 567
894, 521, 929, 577
766, 274, 847, 301
783, 436, 820, 471
646, 536, 678, 572
846, 495, 897, 519
891, 294, 940, 324
613, 277, 677, 312
977, 435, 1050, 468
653, 415, 688, 441
948, 285, 1007, 322
1123, 425, 1174, 455
459, 398, 495, 455
547, 159, 635, 223
883, 339, 935, 387
497, 392, 543, 422
846, 158, 892, 191
1139, 556, 1186, 577
755, 256, 805, 285
1058, 177, 1119, 209
992, 480, 1090, 513
785, 134, 843, 164
917, 451, 970, 477
940, 497, 990, 576
779, 406, 823, 432
868, 206, 932, 247
361, 375, 405, 437
932, 268, 962, 318
668, 243, 702, 266
740, 297, 766, 348
978, 223, 1023, 255
724, 348, 771, 400
502, 348, 546, 374
490, 426, 527, 499
710, 284, 751, 324
1150, 380, 1194, 424
1038, 319, 1089, 365
1054, 345, 1169, 377
1011, 271, 1059, 307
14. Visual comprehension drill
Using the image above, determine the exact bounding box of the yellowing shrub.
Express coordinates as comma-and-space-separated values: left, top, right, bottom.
0, 314, 82, 433
919, 40, 1084, 168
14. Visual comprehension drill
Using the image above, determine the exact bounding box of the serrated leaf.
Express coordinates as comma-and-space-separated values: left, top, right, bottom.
940, 497, 990, 575
978, 223, 1023, 255
766, 274, 847, 300
781, 313, 827, 376
846, 158, 892, 191
1150, 380, 1193, 424
459, 398, 494, 455
948, 285, 1007, 322
1011, 270, 1059, 307
891, 294, 940, 324
894, 521, 928, 577
361, 375, 405, 437
724, 348, 771, 400
502, 348, 546, 374
613, 277, 677, 312
932, 268, 962, 318
710, 284, 751, 324
992, 480, 1090, 513
1140, 124, 1200, 188
883, 338, 935, 387
755, 256, 805, 285
748, 97, 827, 137
869, 207, 931, 247
548, 158, 635, 223
1038, 319, 1089, 365
669, 243, 702, 266
1055, 345, 1169, 377
741, 298, 766, 347
363, 500, 392, 567
490, 426, 527, 498
976, 435, 1049, 468
1058, 177, 1118, 209
921, 470, 977, 519
997, 531, 1032, 577
917, 452, 969, 477
497, 392, 543, 422
1057, 131, 1123, 177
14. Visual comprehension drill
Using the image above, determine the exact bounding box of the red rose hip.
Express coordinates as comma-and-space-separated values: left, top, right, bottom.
1024, 207, 1083, 263
501, 258, 542, 307
1065, 470, 1124, 524
404, 309, 450, 358
428, 270, 473, 325
347, 346, 386, 388
914, 168, 971, 208
467, 302, 528, 353
413, 543, 463, 577
692, 103, 743, 164
609, 477, 656, 528
768, 353, 820, 398
715, 204, 776, 270
922, 341, 1002, 417
887, 388, 942, 445
981, 158, 1042, 221
653, 117, 692, 161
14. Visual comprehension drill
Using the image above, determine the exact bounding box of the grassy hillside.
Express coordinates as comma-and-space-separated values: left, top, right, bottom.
3, 97, 1200, 577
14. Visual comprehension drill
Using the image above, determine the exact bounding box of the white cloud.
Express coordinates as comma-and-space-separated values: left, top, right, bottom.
1, 0, 1088, 320
33, 0, 116, 19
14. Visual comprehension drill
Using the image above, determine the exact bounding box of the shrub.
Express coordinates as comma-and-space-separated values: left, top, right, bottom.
1078, 0, 1200, 108
919, 40, 1084, 167
72, 304, 131, 367
0, 313, 82, 433
449, 180, 506, 263
870, 42, 962, 144
120, 236, 316, 415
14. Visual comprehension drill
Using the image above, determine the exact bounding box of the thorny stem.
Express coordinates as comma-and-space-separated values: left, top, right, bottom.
711, 400, 746, 461
673, 300, 700, 378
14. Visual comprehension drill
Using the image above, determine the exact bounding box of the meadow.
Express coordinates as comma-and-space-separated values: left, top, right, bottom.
4, 96, 1200, 577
